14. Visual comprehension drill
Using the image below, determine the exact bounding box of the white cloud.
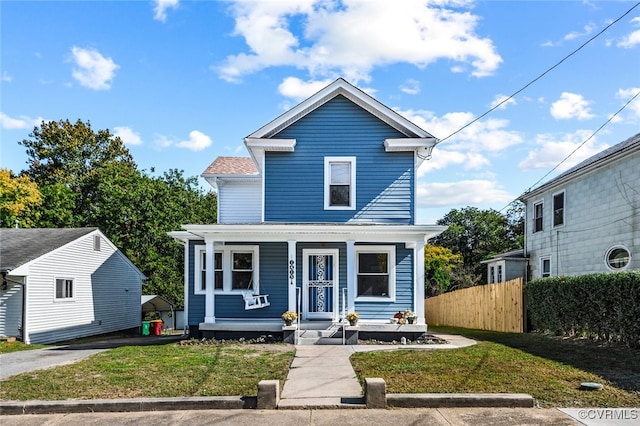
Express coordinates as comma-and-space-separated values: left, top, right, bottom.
153, 0, 179, 23
617, 16, 640, 48
153, 134, 174, 150
400, 79, 420, 95
418, 147, 489, 177
277, 77, 332, 101
417, 180, 513, 207
0, 112, 43, 130
615, 87, 640, 121
114, 126, 143, 146
490, 94, 516, 110
1, 71, 12, 82
218, 0, 502, 83
550, 92, 594, 120
518, 131, 608, 171
563, 23, 596, 41
70, 46, 119, 90
175, 130, 212, 151
399, 108, 523, 153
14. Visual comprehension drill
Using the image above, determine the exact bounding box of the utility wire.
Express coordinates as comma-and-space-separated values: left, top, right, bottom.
498, 89, 640, 213
438, 1, 640, 144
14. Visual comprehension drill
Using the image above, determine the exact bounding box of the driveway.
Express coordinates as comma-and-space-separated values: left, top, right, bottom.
0, 335, 183, 380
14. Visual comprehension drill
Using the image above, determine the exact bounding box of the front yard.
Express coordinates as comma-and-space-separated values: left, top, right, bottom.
351, 326, 640, 407
1, 329, 638, 407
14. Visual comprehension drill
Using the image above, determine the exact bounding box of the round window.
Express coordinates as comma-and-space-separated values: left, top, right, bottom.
606, 246, 631, 270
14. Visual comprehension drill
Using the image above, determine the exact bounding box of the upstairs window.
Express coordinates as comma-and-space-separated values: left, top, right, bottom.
533, 201, 544, 233
55, 278, 74, 300
553, 191, 565, 227
324, 157, 356, 210
93, 235, 101, 251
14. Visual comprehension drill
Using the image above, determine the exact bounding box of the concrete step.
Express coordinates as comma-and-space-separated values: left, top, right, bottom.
296, 337, 321, 345
278, 397, 365, 409
316, 337, 345, 345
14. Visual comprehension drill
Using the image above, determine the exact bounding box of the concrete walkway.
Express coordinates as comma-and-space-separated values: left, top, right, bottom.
278, 333, 477, 408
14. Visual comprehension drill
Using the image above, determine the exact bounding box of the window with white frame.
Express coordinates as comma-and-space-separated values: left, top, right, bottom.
553, 191, 565, 227
540, 256, 551, 278
194, 245, 258, 294
324, 156, 356, 209
533, 201, 544, 233
489, 265, 495, 283
55, 278, 74, 300
355, 246, 395, 301
497, 264, 503, 282
605, 245, 631, 270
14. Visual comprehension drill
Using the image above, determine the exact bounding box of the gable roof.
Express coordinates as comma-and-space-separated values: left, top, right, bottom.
247, 78, 435, 140
202, 156, 258, 176
520, 132, 640, 200
0, 228, 97, 272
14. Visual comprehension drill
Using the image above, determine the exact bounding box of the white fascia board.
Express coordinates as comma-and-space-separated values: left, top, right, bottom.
181, 224, 447, 243
384, 138, 437, 152
244, 138, 296, 173
247, 79, 434, 139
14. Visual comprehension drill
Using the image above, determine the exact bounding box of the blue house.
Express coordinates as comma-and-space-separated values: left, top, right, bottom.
170, 79, 446, 340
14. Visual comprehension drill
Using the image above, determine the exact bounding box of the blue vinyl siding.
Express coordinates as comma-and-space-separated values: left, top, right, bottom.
355, 244, 414, 320
187, 241, 288, 325
264, 95, 415, 224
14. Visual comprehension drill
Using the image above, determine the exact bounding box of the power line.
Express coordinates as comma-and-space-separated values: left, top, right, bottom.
438, 1, 640, 144
498, 89, 640, 213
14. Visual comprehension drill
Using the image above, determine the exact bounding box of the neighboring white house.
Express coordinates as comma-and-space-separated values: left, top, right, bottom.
0, 228, 145, 344
519, 133, 639, 279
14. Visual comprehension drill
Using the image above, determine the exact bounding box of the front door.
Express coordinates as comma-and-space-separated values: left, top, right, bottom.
303, 249, 338, 320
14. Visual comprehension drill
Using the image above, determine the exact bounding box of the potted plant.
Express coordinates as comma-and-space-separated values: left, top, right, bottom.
346, 312, 360, 326
404, 309, 417, 324
281, 310, 297, 326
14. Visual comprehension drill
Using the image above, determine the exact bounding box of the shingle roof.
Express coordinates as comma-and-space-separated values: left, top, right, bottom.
0, 228, 97, 272
202, 156, 258, 175
521, 132, 640, 199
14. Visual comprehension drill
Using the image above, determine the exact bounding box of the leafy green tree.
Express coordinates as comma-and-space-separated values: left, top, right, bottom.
32, 183, 77, 228
0, 168, 42, 228
432, 207, 518, 284
424, 245, 463, 297
505, 200, 525, 249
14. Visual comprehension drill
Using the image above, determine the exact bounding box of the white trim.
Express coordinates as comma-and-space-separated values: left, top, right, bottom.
247, 79, 434, 140
354, 245, 396, 302
302, 248, 339, 321
183, 241, 189, 333
533, 199, 544, 233
552, 189, 565, 228
384, 138, 436, 152
605, 245, 631, 271
415, 243, 425, 325
346, 240, 356, 313
539, 255, 552, 278
204, 238, 215, 323
324, 156, 356, 210
195, 244, 259, 295
244, 138, 296, 174
53, 277, 75, 302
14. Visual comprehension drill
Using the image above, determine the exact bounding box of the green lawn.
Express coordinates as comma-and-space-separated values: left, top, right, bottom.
351, 326, 640, 407
0, 342, 294, 400
0, 341, 47, 354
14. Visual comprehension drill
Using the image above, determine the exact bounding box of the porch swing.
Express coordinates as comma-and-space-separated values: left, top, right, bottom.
241, 279, 270, 310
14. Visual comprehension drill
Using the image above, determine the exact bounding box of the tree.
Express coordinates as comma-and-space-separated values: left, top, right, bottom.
0, 168, 42, 228
424, 245, 463, 297
20, 119, 137, 224
505, 200, 525, 249
432, 207, 519, 284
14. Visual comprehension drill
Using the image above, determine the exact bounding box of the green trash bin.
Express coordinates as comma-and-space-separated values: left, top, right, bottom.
141, 321, 151, 336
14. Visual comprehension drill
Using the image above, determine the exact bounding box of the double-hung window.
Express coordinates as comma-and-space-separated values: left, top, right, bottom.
195, 245, 259, 294
540, 256, 551, 278
55, 278, 74, 300
324, 157, 356, 210
553, 191, 565, 227
533, 201, 544, 233
355, 246, 395, 301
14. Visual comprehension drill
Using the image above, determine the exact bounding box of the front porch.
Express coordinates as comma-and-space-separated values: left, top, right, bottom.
194, 319, 429, 345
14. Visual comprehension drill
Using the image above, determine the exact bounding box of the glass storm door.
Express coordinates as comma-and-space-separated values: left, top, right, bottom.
303, 249, 338, 320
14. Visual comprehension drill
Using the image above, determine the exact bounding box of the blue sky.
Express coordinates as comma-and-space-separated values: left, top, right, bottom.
1, 0, 639, 223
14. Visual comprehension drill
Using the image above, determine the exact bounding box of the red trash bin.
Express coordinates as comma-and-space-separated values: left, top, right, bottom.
150, 319, 163, 336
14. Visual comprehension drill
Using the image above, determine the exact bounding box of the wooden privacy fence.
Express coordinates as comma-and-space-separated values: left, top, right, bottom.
425, 278, 524, 333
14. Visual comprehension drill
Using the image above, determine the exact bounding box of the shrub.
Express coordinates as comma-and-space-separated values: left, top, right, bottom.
525, 271, 640, 347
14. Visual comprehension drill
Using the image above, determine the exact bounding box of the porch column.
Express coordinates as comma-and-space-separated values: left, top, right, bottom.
415, 241, 426, 325
346, 240, 356, 314
287, 240, 297, 312
204, 236, 215, 323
